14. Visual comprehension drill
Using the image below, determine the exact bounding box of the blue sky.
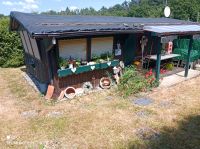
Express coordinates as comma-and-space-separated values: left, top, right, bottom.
0, 0, 126, 15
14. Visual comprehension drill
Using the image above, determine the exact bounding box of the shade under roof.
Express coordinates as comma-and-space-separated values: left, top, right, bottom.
143, 25, 200, 36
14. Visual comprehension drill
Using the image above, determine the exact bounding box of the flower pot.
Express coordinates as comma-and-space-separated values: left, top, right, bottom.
60, 66, 65, 70
99, 77, 112, 89
64, 87, 76, 99
69, 64, 73, 69
81, 61, 88, 65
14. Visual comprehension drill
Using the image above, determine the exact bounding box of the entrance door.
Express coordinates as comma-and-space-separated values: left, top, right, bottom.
124, 34, 137, 65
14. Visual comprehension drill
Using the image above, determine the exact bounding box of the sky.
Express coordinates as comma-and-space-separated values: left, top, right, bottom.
0, 0, 126, 15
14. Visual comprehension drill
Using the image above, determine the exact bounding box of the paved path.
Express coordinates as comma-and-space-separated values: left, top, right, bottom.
160, 69, 200, 88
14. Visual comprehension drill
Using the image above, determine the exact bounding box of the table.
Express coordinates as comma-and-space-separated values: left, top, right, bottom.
145, 54, 181, 61
145, 54, 181, 69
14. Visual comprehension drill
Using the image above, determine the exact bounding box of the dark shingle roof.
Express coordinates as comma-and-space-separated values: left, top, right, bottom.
10, 11, 196, 37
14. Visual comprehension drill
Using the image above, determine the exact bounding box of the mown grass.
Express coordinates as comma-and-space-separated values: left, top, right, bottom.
29, 117, 68, 139
0, 67, 200, 148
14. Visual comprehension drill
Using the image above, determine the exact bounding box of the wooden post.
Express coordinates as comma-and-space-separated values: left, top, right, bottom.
86, 37, 91, 61
155, 37, 162, 81
184, 36, 193, 77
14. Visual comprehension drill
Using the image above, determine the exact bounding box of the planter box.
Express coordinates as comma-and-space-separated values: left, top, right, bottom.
58, 60, 119, 78
111, 60, 119, 67
58, 68, 72, 77
100, 62, 108, 69
75, 65, 91, 74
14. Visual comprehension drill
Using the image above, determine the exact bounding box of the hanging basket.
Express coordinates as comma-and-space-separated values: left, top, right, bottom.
99, 77, 112, 89
64, 87, 76, 99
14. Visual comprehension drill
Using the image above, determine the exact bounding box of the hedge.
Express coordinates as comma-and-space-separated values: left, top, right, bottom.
0, 17, 24, 67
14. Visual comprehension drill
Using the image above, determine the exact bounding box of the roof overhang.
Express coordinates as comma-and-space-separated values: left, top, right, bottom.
11, 11, 200, 38
143, 25, 200, 37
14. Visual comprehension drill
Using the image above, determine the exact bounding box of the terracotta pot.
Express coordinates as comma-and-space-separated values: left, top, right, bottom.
100, 77, 112, 89
64, 87, 76, 99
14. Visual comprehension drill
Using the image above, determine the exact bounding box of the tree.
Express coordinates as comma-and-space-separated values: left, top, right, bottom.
0, 14, 4, 18
0, 17, 23, 67
169, 0, 200, 21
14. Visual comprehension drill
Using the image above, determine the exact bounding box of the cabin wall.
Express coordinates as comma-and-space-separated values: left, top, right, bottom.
19, 30, 50, 93
58, 68, 113, 89
58, 36, 114, 61
19, 31, 147, 94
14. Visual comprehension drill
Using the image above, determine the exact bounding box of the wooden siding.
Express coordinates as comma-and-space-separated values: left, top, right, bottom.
19, 31, 29, 53
29, 37, 41, 60
23, 31, 34, 56
113, 34, 129, 61
24, 53, 48, 83
57, 68, 113, 89
19, 29, 50, 84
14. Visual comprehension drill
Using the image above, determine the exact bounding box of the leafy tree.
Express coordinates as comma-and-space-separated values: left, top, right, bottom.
0, 17, 23, 67
39, 0, 200, 22
79, 7, 98, 15
169, 0, 200, 21
0, 14, 4, 18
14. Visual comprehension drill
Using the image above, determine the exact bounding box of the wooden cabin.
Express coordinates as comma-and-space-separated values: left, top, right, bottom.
10, 11, 200, 95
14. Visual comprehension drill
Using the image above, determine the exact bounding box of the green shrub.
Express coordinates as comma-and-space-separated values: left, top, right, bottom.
0, 17, 24, 67
165, 63, 174, 71
118, 66, 158, 97
118, 66, 146, 97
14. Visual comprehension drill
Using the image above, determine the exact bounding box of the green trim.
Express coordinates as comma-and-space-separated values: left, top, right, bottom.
155, 37, 162, 81
58, 69, 73, 77
75, 65, 91, 74
185, 37, 193, 77
58, 60, 119, 78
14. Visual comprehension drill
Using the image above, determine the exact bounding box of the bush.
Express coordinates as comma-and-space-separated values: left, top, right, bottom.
0, 17, 24, 67
118, 66, 158, 97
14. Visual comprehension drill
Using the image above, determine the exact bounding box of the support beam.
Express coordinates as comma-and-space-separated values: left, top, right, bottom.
184, 36, 193, 77
86, 37, 91, 61
155, 37, 162, 81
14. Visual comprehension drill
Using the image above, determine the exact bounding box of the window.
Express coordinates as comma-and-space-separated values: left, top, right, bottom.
23, 31, 34, 56
91, 37, 113, 57
29, 36, 40, 60
59, 39, 87, 60
20, 31, 41, 60
19, 31, 29, 53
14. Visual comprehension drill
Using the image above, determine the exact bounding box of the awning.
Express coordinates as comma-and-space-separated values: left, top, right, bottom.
143, 25, 200, 36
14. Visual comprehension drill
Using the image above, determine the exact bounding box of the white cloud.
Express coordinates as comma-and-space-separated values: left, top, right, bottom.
24, 0, 36, 3
2, 0, 39, 12
2, 1, 14, 6
69, 6, 79, 11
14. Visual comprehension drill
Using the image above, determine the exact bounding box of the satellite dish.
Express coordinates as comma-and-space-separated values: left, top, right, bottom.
164, 6, 171, 17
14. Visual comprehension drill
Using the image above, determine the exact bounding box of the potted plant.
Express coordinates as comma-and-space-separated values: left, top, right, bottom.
75, 59, 81, 67
68, 56, 76, 68
59, 57, 68, 70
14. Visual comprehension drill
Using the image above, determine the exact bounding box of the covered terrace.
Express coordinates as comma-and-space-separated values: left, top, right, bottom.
143, 24, 200, 81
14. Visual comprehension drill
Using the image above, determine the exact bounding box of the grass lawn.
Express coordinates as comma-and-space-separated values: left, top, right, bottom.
0, 67, 200, 148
